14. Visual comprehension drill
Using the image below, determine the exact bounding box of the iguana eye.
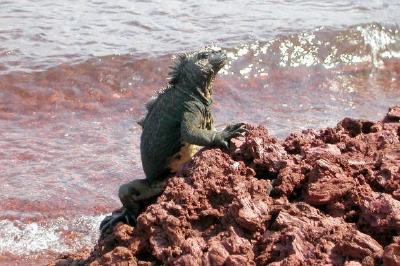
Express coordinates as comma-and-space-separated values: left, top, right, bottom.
198, 52, 208, 59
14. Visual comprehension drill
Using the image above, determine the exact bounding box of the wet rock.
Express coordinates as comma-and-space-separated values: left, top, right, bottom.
53, 106, 400, 266
384, 106, 400, 122
337, 118, 375, 137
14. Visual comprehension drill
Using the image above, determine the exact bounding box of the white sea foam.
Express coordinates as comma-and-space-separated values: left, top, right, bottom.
220, 23, 400, 82
357, 24, 399, 67
0, 214, 106, 256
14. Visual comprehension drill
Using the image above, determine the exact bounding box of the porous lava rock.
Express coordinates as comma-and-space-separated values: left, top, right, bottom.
54, 106, 400, 266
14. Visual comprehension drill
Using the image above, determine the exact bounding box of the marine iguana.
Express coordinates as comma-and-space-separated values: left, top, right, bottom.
100, 46, 245, 232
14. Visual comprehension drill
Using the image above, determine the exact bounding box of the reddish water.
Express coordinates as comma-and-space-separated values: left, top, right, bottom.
0, 1, 400, 264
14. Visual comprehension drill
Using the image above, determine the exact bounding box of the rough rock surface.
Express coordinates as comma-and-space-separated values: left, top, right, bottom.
54, 106, 400, 266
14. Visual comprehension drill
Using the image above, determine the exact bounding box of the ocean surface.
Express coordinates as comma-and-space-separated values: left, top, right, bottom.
0, 0, 399, 264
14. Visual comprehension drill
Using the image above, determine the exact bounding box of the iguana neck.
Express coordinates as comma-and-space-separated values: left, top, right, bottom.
175, 82, 213, 106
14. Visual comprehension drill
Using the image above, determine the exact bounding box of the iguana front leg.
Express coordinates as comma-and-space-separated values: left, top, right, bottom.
216, 123, 247, 149
181, 107, 246, 149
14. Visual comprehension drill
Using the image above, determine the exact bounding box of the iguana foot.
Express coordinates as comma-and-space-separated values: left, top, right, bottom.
99, 208, 137, 233
224, 123, 246, 132
214, 123, 247, 149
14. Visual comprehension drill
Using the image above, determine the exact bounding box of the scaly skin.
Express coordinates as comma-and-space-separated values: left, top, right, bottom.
100, 46, 245, 233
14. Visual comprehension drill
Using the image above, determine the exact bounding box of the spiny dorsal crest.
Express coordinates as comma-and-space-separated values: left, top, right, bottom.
145, 86, 170, 111
168, 53, 188, 85
137, 85, 171, 127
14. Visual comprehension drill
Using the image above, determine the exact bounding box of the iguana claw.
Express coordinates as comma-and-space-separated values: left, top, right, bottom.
214, 123, 247, 149
99, 209, 137, 233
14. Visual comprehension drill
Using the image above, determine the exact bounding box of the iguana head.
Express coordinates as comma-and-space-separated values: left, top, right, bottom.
168, 46, 226, 100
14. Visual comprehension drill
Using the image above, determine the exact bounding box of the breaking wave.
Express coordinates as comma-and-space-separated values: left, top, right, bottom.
1, 23, 399, 116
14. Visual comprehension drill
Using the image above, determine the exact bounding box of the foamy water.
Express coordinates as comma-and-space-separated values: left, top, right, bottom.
0, 0, 400, 264
0, 215, 105, 255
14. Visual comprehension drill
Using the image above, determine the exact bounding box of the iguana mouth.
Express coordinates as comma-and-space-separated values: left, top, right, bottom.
210, 52, 227, 72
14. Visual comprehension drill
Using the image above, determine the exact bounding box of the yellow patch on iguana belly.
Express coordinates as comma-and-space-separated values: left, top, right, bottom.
168, 142, 200, 174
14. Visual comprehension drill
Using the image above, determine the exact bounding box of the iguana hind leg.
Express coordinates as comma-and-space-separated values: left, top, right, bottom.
100, 179, 167, 233
119, 178, 167, 213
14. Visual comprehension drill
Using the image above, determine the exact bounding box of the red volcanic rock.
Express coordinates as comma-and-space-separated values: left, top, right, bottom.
383, 237, 400, 266
53, 106, 400, 266
351, 186, 400, 239
273, 164, 304, 197
231, 126, 289, 176
385, 106, 400, 122
135, 148, 272, 265
303, 146, 355, 205
255, 203, 382, 265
